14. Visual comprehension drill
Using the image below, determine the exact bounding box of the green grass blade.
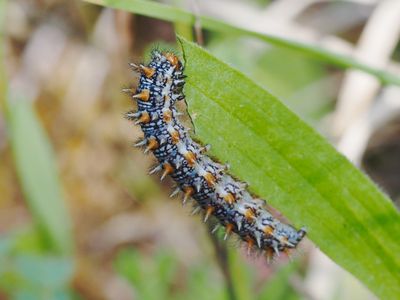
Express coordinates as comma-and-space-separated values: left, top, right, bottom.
178, 36, 400, 300
81, 0, 400, 86
6, 95, 73, 255
1, 1, 72, 256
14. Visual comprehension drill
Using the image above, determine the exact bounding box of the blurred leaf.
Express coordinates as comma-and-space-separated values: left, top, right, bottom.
114, 250, 143, 292
227, 250, 253, 300
6, 95, 73, 255
14, 290, 72, 300
257, 263, 301, 300
82, 0, 400, 86
14, 255, 73, 288
115, 249, 178, 300
156, 252, 178, 293
11, 228, 44, 254
178, 36, 400, 300
2, 255, 73, 300
0, 233, 74, 300
180, 263, 225, 300
172, 0, 193, 41
0, 229, 42, 280
115, 249, 226, 300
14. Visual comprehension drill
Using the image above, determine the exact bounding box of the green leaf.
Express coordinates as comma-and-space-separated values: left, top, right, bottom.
0, 233, 74, 299
227, 249, 254, 300
81, 0, 400, 87
114, 249, 176, 300
6, 95, 73, 255
115, 249, 226, 300
2, 254, 74, 300
177, 36, 400, 300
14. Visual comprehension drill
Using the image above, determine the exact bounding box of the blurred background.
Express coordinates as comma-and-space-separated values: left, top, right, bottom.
1, 0, 399, 299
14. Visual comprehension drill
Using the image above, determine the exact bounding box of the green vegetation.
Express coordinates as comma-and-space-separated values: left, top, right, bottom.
179, 37, 400, 299
2, 0, 399, 299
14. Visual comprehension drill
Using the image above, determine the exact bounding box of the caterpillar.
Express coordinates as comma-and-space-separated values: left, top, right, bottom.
125, 50, 306, 259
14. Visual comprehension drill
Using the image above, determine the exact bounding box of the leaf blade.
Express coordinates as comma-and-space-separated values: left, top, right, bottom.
178, 36, 400, 300
7, 95, 73, 255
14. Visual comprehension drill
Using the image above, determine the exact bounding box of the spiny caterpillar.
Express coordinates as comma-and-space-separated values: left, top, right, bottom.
125, 50, 306, 260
